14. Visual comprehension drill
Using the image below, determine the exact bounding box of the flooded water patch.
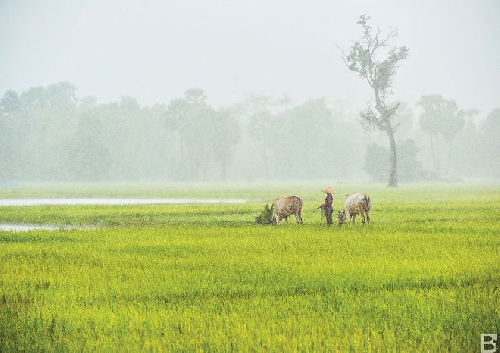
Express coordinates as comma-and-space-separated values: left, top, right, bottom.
0, 198, 248, 207
0, 223, 95, 232
0, 224, 62, 232
0, 198, 249, 232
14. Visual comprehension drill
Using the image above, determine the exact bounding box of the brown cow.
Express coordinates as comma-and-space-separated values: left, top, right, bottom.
272, 196, 303, 225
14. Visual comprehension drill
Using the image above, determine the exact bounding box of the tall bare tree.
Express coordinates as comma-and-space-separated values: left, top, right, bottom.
340, 15, 409, 187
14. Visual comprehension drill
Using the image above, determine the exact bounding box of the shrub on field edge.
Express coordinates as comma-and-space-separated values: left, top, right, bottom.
255, 203, 274, 224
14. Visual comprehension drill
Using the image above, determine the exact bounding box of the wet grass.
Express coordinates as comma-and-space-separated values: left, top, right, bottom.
0, 182, 499, 351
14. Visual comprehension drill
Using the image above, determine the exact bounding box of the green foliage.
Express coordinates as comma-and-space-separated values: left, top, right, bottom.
67, 113, 111, 182
165, 89, 240, 180
0, 183, 499, 351
365, 140, 424, 182
479, 109, 500, 178
247, 98, 335, 179
1, 81, 497, 183
417, 94, 465, 141
364, 143, 388, 182
417, 94, 469, 176
345, 15, 409, 95
255, 203, 274, 224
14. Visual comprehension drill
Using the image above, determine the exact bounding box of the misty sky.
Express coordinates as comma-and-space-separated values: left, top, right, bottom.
1, 0, 499, 120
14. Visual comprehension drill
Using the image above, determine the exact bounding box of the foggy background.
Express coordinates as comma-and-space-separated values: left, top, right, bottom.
1, 0, 499, 183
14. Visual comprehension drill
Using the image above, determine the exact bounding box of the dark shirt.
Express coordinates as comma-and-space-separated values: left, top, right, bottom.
324, 193, 333, 208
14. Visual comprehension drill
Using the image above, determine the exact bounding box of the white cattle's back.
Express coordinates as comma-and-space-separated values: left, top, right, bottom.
344, 192, 366, 209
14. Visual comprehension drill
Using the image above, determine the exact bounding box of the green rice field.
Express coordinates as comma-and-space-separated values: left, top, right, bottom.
0, 182, 499, 351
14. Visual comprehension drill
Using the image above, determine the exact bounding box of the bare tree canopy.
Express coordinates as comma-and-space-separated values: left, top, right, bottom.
340, 15, 409, 187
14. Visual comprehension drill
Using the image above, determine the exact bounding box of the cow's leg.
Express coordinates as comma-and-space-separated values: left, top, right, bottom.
296, 211, 302, 224
361, 211, 366, 226
274, 215, 280, 225
366, 208, 370, 224
285, 216, 289, 224
350, 214, 356, 226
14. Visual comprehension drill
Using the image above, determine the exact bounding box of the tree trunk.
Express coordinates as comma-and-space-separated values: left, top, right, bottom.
429, 135, 435, 174
446, 138, 454, 177
435, 134, 440, 177
387, 128, 398, 187
374, 87, 398, 187
179, 136, 187, 179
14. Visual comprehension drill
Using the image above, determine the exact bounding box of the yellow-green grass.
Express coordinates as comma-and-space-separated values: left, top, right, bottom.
0, 183, 499, 351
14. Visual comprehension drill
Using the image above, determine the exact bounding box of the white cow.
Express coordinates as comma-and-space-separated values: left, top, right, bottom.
273, 196, 303, 225
338, 192, 371, 227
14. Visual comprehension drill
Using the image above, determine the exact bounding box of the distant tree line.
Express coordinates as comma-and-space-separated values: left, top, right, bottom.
0, 81, 498, 183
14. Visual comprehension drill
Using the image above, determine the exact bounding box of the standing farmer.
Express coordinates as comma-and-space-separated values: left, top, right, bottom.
318, 187, 335, 226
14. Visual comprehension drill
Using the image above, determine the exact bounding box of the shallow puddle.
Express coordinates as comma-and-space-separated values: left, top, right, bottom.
0, 198, 248, 206
0, 224, 62, 232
